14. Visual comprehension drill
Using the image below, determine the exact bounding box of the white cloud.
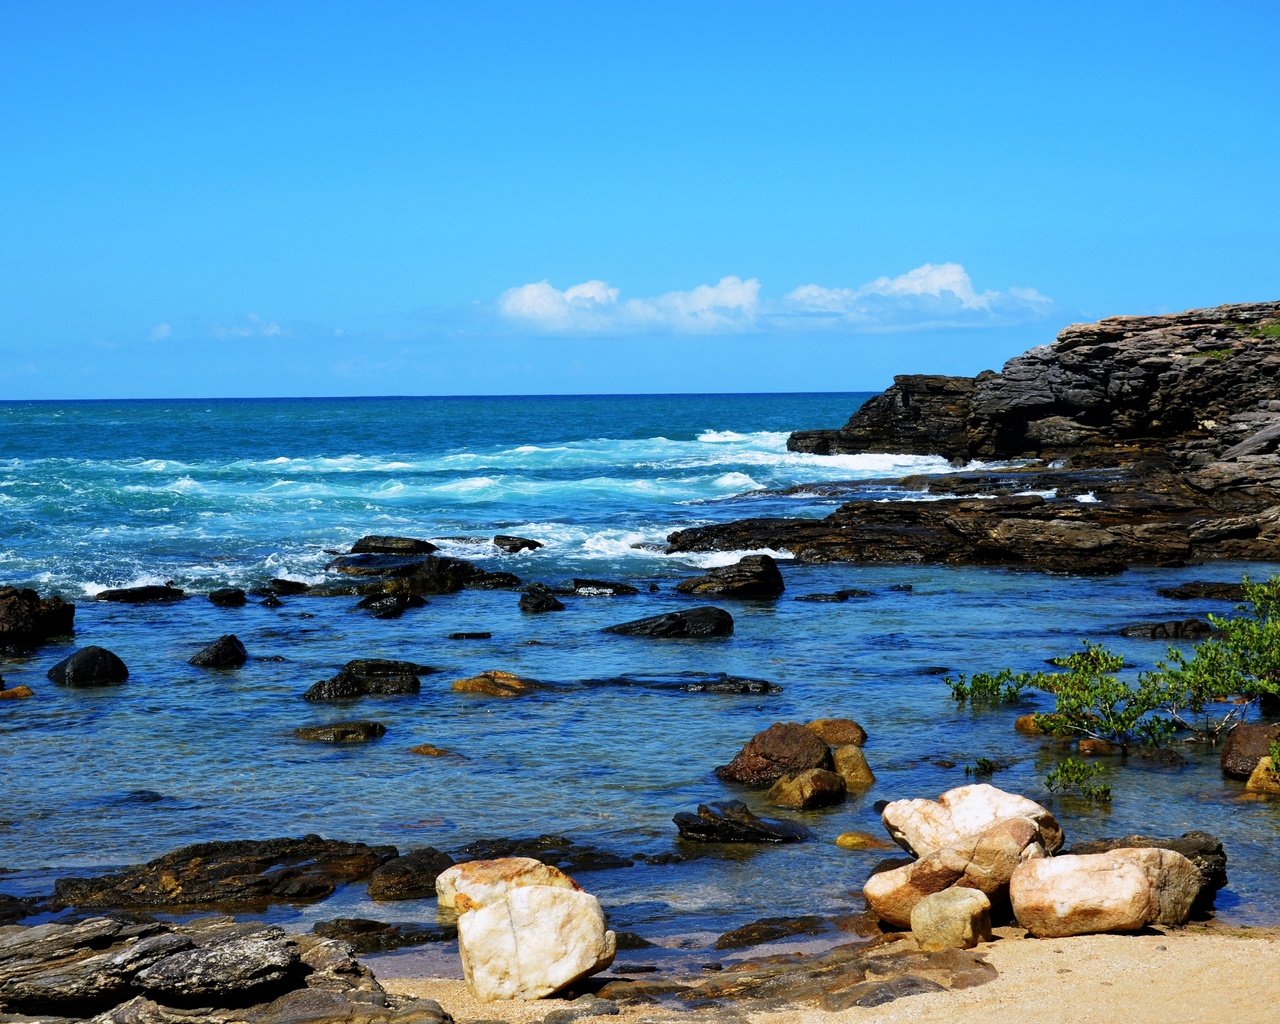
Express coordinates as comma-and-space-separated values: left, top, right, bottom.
148, 322, 172, 341
498, 263, 1050, 335
211, 313, 289, 339
499, 276, 761, 335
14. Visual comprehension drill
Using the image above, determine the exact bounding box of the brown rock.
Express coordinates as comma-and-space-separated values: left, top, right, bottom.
1245, 756, 1280, 795
767, 768, 846, 809
910, 888, 992, 951
409, 743, 464, 758
805, 718, 868, 746
1221, 722, 1280, 778
451, 670, 540, 698
0, 684, 34, 700
1014, 714, 1045, 735
833, 744, 876, 791
294, 721, 386, 743
715, 721, 835, 786
674, 554, 785, 599
835, 831, 897, 851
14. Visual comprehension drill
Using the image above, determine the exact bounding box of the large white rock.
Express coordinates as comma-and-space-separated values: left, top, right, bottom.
458, 884, 617, 1000
1010, 847, 1200, 937
436, 856, 581, 912
882, 784, 1064, 857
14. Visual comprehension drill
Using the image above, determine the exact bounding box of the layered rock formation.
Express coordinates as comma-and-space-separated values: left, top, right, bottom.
670, 303, 1280, 571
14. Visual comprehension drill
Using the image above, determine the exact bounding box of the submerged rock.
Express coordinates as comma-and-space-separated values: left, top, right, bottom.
53, 836, 397, 909
47, 646, 128, 687
603, 606, 734, 638
367, 848, 456, 901
580, 671, 780, 695
357, 592, 426, 618
451, 670, 541, 698
304, 660, 432, 702
189, 634, 248, 668
519, 583, 565, 613
294, 721, 387, 743
1119, 617, 1216, 639
1157, 581, 1246, 601
713, 915, 827, 950
672, 801, 809, 844
96, 584, 186, 603
674, 554, 786, 599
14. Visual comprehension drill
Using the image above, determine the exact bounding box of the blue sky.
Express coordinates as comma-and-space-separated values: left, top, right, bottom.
2, 1, 1277, 399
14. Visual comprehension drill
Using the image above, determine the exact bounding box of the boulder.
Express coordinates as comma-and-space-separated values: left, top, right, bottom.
674, 554, 785, 599
1067, 830, 1227, 907
494, 534, 543, 553
1245, 756, 1280, 795
715, 721, 835, 786
833, 744, 876, 791
96, 585, 186, 603
1010, 848, 1202, 937
132, 927, 300, 1001
457, 884, 616, 1000
53, 836, 397, 909
188, 634, 248, 668
436, 857, 581, 913
451, 670, 540, 698
47, 646, 128, 687
1221, 722, 1280, 778
864, 817, 1047, 928
672, 801, 809, 844
882, 784, 1063, 857
350, 535, 438, 554
266, 578, 310, 595
910, 888, 992, 951
367, 848, 456, 901
519, 583, 565, 613
208, 587, 247, 607
603, 606, 734, 638
0, 683, 34, 700
806, 718, 868, 746
0, 586, 75, 651
767, 768, 846, 809
294, 721, 386, 743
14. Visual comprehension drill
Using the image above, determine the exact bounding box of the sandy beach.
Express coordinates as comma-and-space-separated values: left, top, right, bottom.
385, 925, 1280, 1024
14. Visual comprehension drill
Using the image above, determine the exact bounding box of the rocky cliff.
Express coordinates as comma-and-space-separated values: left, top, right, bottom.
671, 302, 1280, 572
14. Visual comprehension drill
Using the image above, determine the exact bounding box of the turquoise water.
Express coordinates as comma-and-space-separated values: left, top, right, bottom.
1, 393, 1278, 941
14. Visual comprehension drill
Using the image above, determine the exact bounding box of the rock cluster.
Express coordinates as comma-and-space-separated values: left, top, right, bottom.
0, 586, 74, 651
674, 554, 785, 599
714, 719, 874, 809
304, 660, 434, 702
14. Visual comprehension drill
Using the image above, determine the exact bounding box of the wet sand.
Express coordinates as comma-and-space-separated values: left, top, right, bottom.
384, 924, 1280, 1023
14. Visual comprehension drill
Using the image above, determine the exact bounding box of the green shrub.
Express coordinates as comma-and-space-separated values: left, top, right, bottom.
1045, 757, 1111, 802
945, 668, 1028, 706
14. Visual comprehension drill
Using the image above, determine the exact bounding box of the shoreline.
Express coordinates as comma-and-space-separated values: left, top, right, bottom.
382, 924, 1280, 1022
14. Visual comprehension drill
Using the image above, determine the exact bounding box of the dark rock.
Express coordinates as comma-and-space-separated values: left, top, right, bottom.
448, 631, 492, 640
189, 634, 248, 668
267, 578, 311, 595
261, 595, 284, 608
463, 571, 524, 591
613, 932, 658, 950
303, 660, 431, 702
96, 585, 186, 603
54, 836, 397, 910
580, 672, 780, 695
0, 893, 36, 924
209, 587, 248, 607
1157, 582, 1247, 602
1119, 618, 1216, 639
567, 579, 640, 596
1221, 722, 1280, 778
294, 721, 386, 743
367, 848, 455, 900
493, 534, 543, 553
673, 801, 809, 844
542, 997, 620, 1023
324, 554, 479, 594
47, 646, 128, 687
714, 915, 827, 949
311, 917, 456, 953
826, 974, 947, 1009
356, 593, 426, 619
0, 586, 75, 652
715, 722, 835, 786
454, 834, 632, 873
603, 606, 733, 638
1068, 830, 1227, 910
133, 928, 300, 1005
350, 535, 438, 555
326, 553, 433, 577
674, 554, 785, 599
519, 583, 565, 613
795, 589, 872, 602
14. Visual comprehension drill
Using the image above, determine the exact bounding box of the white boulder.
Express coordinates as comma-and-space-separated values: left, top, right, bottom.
882, 784, 1064, 857
436, 856, 581, 913
457, 884, 617, 1000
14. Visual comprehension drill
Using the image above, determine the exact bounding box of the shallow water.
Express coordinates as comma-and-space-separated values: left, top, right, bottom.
2, 394, 1278, 939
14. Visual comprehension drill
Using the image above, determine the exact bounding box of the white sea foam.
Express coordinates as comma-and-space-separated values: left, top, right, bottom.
1075, 491, 1101, 504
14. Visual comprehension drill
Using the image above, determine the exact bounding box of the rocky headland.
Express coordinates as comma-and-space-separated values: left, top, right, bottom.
669, 302, 1280, 572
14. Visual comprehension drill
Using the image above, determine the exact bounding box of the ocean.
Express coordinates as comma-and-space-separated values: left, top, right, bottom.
2, 393, 1278, 957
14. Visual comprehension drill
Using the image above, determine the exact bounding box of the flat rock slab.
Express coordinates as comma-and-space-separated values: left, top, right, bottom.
603, 607, 733, 638
95, 585, 186, 603
295, 721, 387, 743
